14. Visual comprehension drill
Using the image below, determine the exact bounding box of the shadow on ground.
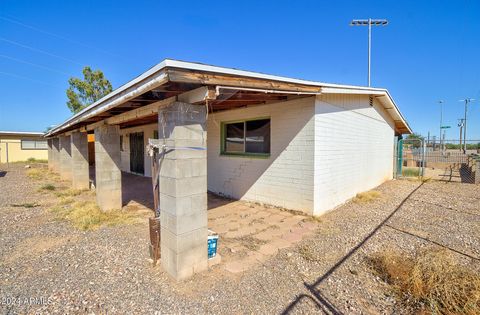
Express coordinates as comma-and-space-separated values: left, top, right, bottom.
281, 183, 425, 314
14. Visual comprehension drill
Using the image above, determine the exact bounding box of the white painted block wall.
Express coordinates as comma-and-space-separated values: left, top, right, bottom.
313, 94, 395, 215
207, 97, 316, 212
121, 94, 397, 216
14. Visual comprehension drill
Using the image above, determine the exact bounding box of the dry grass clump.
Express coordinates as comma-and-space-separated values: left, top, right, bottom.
26, 157, 48, 164
50, 200, 142, 231
55, 188, 86, 198
26, 168, 45, 180
39, 183, 56, 191
26, 168, 58, 181
298, 243, 318, 262
402, 167, 421, 177
369, 248, 480, 314
11, 203, 39, 208
354, 190, 382, 203
230, 235, 267, 251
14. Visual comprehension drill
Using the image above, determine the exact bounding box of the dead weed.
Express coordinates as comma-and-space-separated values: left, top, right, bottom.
298, 243, 318, 262
354, 190, 382, 203
50, 200, 142, 231
368, 247, 480, 314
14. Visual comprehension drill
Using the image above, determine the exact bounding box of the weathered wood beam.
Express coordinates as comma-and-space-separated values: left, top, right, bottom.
167, 69, 322, 93
177, 86, 217, 104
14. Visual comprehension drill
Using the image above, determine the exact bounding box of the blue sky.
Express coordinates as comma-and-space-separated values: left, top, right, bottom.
1, 0, 479, 140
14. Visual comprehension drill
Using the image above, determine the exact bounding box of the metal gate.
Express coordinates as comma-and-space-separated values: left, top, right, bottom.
396, 138, 480, 183
396, 138, 425, 178
129, 132, 145, 175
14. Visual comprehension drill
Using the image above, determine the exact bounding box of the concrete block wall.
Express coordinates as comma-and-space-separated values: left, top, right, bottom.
313, 94, 395, 215
47, 139, 53, 170
94, 125, 122, 210
59, 135, 72, 181
71, 131, 90, 189
52, 137, 60, 172
207, 97, 315, 214
159, 102, 208, 280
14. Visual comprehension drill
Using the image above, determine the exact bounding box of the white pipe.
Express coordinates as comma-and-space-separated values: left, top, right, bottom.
215, 85, 321, 96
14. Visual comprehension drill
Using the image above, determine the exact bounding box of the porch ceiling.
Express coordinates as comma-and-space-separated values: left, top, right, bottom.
45, 59, 411, 137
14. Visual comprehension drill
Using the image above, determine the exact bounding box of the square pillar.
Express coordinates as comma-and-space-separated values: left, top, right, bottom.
159, 102, 208, 280
94, 125, 122, 210
52, 137, 60, 173
47, 139, 53, 170
59, 135, 72, 181
71, 131, 90, 190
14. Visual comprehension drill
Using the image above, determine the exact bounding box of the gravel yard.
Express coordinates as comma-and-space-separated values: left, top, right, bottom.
1, 163, 479, 314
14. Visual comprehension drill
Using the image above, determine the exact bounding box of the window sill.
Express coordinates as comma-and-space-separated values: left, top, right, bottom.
220, 152, 270, 159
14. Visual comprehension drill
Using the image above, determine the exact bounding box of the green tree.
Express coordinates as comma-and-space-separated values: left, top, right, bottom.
66, 66, 112, 114
406, 132, 424, 141
405, 132, 424, 148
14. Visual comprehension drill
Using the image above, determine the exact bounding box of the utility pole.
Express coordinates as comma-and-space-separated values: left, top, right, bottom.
459, 98, 475, 153
350, 18, 388, 87
458, 118, 465, 152
438, 100, 444, 151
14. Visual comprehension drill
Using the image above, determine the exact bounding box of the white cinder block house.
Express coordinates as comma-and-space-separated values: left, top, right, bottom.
45, 59, 411, 279
47, 60, 411, 215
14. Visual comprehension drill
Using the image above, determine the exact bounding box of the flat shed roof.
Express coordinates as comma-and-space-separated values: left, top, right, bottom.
46, 59, 412, 136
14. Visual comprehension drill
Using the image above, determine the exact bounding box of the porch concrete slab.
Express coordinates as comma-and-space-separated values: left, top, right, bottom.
208, 195, 321, 274
108, 172, 321, 274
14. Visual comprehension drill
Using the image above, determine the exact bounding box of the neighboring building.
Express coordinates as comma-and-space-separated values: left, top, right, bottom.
0, 131, 48, 163
45, 59, 411, 280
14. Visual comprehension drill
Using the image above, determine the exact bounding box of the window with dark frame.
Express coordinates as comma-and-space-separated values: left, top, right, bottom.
222, 118, 270, 155
21, 139, 48, 150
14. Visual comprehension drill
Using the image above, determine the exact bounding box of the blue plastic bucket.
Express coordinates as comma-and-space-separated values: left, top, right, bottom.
208, 233, 219, 259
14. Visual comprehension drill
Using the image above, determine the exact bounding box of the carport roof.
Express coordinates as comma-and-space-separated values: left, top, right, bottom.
46, 59, 412, 136
0, 131, 44, 137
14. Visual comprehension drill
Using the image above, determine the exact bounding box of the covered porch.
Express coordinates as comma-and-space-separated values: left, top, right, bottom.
120, 171, 318, 273
45, 60, 320, 280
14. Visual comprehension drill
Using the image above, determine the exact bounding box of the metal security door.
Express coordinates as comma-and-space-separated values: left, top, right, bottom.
129, 132, 144, 175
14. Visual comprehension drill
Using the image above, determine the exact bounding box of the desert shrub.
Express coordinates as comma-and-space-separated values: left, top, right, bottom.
354, 190, 382, 203
369, 248, 480, 314
50, 200, 141, 231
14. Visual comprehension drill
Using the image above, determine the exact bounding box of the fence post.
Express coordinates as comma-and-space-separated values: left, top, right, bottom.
396, 139, 403, 178
421, 140, 426, 177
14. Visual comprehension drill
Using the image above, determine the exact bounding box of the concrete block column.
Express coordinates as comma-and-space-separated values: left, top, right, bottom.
59, 135, 72, 181
52, 137, 60, 173
47, 139, 53, 170
71, 131, 90, 189
94, 125, 122, 210
159, 102, 208, 280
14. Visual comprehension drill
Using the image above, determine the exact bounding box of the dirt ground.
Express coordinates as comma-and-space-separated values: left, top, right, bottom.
0, 163, 479, 314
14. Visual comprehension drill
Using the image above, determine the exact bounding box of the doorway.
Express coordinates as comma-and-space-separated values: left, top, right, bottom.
129, 132, 144, 175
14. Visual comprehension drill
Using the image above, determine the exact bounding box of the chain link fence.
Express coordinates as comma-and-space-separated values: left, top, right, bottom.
395, 139, 480, 183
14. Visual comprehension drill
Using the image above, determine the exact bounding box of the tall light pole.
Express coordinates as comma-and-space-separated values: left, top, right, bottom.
438, 100, 444, 150
459, 98, 475, 153
350, 18, 388, 87
458, 118, 465, 152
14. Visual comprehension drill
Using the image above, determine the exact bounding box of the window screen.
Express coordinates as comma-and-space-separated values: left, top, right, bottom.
223, 118, 270, 155
21, 140, 36, 149
21, 140, 47, 150
225, 122, 245, 153
246, 119, 270, 154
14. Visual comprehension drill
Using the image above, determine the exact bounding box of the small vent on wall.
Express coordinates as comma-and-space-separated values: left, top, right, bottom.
369, 96, 373, 107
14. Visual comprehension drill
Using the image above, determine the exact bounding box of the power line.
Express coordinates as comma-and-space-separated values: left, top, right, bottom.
0, 15, 119, 58
0, 71, 62, 88
0, 37, 82, 66
0, 54, 70, 75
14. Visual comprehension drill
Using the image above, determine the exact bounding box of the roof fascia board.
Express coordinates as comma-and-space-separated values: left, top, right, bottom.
47, 69, 168, 136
